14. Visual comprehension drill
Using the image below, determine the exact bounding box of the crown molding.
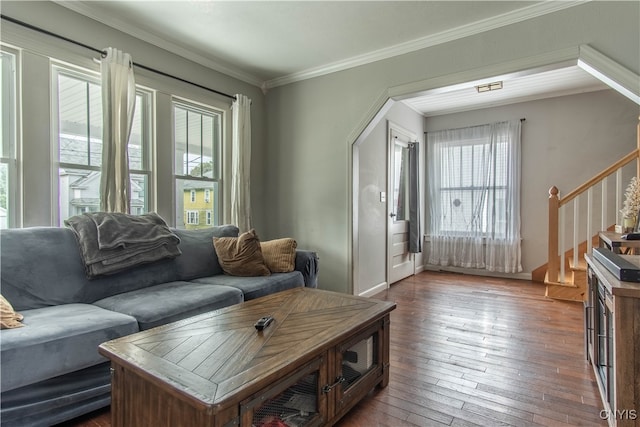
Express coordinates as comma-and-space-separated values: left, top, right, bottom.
54, 0, 587, 90
578, 45, 640, 105
264, 0, 588, 89
52, 1, 264, 88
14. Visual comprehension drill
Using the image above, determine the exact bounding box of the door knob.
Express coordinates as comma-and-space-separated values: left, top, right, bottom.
389, 212, 396, 218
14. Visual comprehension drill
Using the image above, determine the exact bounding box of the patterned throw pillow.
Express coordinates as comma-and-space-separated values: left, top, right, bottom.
213, 229, 271, 276
261, 238, 297, 273
1, 294, 24, 329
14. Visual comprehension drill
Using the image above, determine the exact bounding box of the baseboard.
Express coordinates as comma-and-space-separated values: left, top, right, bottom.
358, 281, 388, 297
423, 265, 532, 281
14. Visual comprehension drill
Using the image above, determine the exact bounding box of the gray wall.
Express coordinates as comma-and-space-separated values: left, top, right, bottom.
356, 101, 425, 295
424, 89, 639, 274
265, 2, 640, 293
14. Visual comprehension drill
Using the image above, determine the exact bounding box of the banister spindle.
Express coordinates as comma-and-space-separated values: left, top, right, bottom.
548, 186, 559, 282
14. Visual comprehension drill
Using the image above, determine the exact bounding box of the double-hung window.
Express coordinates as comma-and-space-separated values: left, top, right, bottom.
54, 66, 152, 224
0, 48, 18, 229
427, 120, 522, 273
173, 100, 221, 229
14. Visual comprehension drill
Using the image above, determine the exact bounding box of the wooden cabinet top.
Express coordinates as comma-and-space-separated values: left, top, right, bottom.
599, 231, 640, 249
99, 287, 396, 411
585, 253, 640, 299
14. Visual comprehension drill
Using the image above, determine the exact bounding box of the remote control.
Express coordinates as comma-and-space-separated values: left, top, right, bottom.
254, 315, 274, 331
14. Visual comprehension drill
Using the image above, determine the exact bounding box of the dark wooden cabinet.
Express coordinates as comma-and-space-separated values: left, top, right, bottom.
585, 255, 640, 427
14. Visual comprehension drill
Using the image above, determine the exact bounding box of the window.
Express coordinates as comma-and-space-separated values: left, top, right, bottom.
54, 66, 152, 224
427, 120, 522, 272
0, 49, 18, 229
174, 100, 221, 229
428, 124, 516, 236
186, 210, 199, 225
435, 138, 509, 235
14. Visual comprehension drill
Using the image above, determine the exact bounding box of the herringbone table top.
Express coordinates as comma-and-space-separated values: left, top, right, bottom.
99, 287, 396, 410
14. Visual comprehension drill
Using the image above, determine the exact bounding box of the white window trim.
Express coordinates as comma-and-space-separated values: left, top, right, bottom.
0, 46, 21, 228
186, 209, 199, 225
173, 98, 223, 227
52, 64, 154, 225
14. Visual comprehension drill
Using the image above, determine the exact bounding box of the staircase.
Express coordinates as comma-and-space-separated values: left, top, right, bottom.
541, 117, 640, 301
543, 234, 596, 302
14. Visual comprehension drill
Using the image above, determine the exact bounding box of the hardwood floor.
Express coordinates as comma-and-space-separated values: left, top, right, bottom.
57, 271, 605, 427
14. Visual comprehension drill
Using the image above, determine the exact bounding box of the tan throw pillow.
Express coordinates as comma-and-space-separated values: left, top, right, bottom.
261, 238, 297, 273
213, 229, 271, 277
1, 294, 24, 329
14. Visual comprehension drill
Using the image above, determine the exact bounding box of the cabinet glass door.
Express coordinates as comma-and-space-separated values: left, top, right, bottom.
242, 358, 325, 427
333, 324, 382, 414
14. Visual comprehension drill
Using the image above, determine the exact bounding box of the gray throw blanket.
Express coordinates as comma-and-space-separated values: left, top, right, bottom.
65, 212, 181, 278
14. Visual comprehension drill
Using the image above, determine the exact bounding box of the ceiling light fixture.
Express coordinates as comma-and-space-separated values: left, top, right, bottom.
475, 81, 503, 93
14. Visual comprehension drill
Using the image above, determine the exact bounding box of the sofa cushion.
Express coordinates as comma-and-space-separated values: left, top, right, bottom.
0, 225, 241, 311
171, 225, 239, 280
213, 229, 271, 277
1, 227, 94, 310
1, 294, 24, 329
192, 272, 304, 301
92, 281, 244, 330
261, 238, 297, 273
0, 304, 138, 392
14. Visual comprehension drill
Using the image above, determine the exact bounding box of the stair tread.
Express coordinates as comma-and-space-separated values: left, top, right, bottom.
544, 270, 584, 287
568, 256, 587, 271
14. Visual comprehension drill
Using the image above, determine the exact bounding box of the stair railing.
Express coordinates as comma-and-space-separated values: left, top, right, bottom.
548, 119, 640, 283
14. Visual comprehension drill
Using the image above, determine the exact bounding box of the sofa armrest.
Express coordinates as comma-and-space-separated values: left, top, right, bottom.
295, 250, 319, 288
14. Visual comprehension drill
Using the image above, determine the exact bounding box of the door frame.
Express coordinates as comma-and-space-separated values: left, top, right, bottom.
386, 120, 417, 286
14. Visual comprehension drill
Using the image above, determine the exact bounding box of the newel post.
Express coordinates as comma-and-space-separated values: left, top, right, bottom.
548, 186, 559, 283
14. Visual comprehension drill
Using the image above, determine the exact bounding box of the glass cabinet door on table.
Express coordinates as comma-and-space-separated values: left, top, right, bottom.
333, 323, 383, 416
241, 357, 327, 427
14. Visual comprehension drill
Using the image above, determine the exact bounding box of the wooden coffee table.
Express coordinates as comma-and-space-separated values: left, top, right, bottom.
98, 287, 396, 426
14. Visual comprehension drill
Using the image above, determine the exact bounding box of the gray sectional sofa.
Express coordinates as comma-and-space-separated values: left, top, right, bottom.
0, 224, 318, 427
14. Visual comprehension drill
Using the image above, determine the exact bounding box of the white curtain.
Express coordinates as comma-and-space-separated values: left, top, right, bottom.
100, 47, 136, 213
231, 94, 252, 232
427, 120, 522, 273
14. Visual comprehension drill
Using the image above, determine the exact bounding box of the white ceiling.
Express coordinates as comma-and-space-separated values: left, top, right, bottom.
54, 0, 609, 115
403, 65, 608, 116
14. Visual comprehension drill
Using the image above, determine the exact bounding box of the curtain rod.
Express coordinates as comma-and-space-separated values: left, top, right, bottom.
1, 14, 237, 101
424, 118, 526, 134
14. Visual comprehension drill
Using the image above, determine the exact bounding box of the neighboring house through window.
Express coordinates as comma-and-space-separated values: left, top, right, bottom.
174, 100, 221, 229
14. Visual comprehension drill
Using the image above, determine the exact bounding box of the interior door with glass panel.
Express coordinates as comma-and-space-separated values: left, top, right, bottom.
387, 123, 415, 285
